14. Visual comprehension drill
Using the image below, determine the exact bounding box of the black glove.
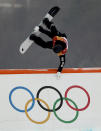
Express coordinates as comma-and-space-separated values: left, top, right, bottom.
43, 18, 49, 25
43, 18, 53, 29
39, 26, 44, 32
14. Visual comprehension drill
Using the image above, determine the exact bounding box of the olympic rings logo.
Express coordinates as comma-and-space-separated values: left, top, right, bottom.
9, 85, 90, 124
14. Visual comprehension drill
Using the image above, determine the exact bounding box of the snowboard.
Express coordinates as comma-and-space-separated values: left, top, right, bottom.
19, 6, 60, 54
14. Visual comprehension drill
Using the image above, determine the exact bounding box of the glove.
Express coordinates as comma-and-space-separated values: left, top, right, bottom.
43, 18, 53, 29
43, 18, 49, 25
39, 26, 44, 32
56, 72, 61, 79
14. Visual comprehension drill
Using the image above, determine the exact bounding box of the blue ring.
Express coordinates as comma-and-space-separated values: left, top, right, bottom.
9, 86, 35, 112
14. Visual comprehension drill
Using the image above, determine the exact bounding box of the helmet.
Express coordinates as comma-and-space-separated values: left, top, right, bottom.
53, 40, 66, 53
53, 44, 63, 53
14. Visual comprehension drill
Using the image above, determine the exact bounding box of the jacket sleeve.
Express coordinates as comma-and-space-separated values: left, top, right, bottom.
57, 55, 66, 72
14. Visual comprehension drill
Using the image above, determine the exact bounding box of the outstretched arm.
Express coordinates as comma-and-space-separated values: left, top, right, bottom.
58, 54, 66, 72
43, 18, 59, 36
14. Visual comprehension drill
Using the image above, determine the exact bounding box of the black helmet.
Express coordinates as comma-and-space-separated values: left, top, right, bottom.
53, 40, 66, 53
53, 44, 63, 53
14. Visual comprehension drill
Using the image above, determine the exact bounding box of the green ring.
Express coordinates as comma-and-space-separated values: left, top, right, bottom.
53, 97, 79, 123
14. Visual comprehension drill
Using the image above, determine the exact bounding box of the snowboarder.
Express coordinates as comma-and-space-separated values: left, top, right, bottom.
29, 18, 68, 79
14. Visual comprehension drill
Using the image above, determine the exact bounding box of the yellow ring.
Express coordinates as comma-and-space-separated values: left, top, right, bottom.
25, 98, 51, 124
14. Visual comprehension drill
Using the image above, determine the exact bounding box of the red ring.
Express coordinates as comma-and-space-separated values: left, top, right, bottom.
65, 85, 90, 111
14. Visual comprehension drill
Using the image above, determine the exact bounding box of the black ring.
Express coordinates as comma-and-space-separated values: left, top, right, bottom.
36, 86, 63, 112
